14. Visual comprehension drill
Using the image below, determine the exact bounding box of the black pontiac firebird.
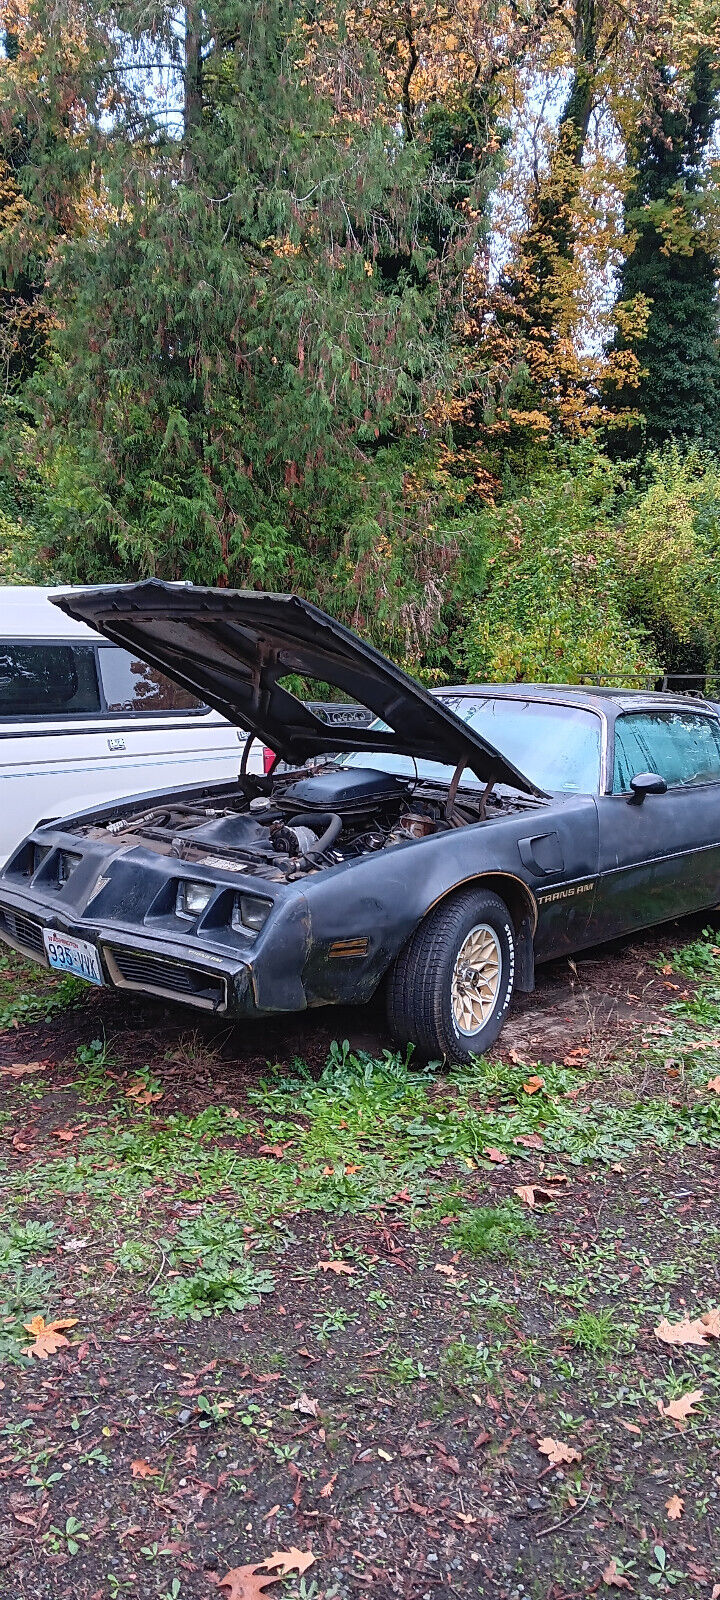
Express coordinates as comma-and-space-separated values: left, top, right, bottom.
2, 581, 720, 1062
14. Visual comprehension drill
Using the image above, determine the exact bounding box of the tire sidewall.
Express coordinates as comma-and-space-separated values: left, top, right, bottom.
442, 898, 515, 1058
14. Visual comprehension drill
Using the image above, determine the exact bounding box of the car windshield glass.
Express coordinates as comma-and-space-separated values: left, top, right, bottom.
338, 696, 602, 794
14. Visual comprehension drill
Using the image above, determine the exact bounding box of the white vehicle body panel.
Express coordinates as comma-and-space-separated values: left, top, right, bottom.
0, 586, 261, 863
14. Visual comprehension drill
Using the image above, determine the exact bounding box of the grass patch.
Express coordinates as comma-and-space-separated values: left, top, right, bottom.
449, 1200, 536, 1259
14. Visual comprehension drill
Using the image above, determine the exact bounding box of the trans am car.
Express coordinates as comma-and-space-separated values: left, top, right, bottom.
2, 581, 720, 1062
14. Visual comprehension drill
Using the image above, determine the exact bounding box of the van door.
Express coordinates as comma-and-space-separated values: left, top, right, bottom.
0, 639, 246, 863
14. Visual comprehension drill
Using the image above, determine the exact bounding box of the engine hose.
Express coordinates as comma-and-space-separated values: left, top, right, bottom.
286, 812, 342, 856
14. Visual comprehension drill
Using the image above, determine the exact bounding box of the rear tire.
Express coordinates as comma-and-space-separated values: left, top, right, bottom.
386, 888, 516, 1063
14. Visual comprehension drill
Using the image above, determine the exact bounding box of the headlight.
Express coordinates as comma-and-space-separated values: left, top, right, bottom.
176, 880, 214, 919
58, 851, 81, 884
232, 893, 272, 933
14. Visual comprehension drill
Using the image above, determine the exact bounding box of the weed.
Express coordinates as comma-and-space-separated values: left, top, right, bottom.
565, 1308, 623, 1354
450, 1199, 536, 1259
151, 1262, 275, 1321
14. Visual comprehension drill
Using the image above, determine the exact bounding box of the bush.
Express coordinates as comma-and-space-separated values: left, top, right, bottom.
463, 446, 659, 684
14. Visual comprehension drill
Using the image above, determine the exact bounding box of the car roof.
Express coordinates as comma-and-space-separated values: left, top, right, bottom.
0, 587, 103, 642
436, 683, 719, 716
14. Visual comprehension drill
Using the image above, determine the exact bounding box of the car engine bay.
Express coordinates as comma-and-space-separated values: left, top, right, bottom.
72, 764, 541, 882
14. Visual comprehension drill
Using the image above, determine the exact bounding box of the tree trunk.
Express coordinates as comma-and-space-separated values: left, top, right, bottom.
183, 5, 203, 181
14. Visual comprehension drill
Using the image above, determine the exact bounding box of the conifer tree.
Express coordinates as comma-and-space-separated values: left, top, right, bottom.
607, 50, 720, 452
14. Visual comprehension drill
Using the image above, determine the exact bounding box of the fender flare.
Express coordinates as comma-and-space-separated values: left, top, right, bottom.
415, 872, 537, 994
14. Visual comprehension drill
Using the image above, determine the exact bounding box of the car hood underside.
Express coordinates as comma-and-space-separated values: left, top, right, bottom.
52, 581, 543, 796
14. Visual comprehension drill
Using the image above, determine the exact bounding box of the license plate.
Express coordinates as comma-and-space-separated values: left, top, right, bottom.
43, 929, 104, 986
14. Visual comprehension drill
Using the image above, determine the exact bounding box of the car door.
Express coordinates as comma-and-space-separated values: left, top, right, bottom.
593, 705, 720, 941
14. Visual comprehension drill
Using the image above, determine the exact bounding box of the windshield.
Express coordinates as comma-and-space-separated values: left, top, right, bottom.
339, 695, 602, 794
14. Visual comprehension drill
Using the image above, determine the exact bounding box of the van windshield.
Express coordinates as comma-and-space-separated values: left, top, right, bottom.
339, 696, 602, 795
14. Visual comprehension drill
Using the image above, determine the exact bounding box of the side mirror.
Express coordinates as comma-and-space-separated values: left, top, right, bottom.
628, 771, 668, 806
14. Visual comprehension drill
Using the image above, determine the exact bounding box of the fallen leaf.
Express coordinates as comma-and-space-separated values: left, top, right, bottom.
1, 1060, 52, 1078
513, 1132, 545, 1149
318, 1259, 354, 1276
291, 1392, 318, 1418
262, 1548, 315, 1578
563, 1045, 590, 1064
537, 1436, 582, 1465
377, 1448, 394, 1461
345, 1163, 361, 1174
218, 1567, 276, 1600
655, 1311, 719, 1346
318, 1474, 337, 1498
52, 1126, 80, 1142
257, 1144, 284, 1158
658, 1390, 703, 1421
522, 1075, 545, 1094
483, 1147, 508, 1164
514, 1184, 562, 1209
22, 1315, 78, 1360
434, 1263, 456, 1277
620, 1422, 642, 1436
125, 1081, 163, 1106
665, 1494, 684, 1520
603, 1557, 632, 1588
131, 1459, 159, 1479
707, 1077, 720, 1094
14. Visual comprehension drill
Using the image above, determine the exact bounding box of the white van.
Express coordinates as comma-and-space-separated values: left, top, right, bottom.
0, 586, 259, 864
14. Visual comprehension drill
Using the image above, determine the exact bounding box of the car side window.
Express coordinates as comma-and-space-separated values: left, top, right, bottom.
613, 710, 720, 793
97, 647, 205, 713
0, 642, 101, 717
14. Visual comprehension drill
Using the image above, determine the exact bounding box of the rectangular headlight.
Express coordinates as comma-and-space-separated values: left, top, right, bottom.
176, 880, 214, 919
231, 893, 272, 933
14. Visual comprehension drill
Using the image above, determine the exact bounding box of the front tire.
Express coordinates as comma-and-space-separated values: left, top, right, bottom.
387, 888, 516, 1063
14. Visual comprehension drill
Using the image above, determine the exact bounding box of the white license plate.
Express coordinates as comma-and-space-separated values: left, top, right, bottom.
43, 929, 104, 986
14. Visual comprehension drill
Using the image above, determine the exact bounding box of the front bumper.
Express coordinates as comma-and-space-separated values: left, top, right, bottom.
0, 897, 252, 1015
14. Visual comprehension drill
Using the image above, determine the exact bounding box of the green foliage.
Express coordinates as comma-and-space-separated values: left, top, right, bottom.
621, 447, 720, 673
450, 1200, 535, 1259
463, 446, 658, 683
152, 1262, 275, 1321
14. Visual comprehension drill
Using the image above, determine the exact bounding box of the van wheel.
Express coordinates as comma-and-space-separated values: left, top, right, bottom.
387, 888, 516, 1063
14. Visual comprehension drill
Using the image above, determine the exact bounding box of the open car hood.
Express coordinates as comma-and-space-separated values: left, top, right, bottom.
52, 582, 544, 795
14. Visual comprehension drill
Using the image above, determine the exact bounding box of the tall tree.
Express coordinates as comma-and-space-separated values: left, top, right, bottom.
606, 48, 720, 452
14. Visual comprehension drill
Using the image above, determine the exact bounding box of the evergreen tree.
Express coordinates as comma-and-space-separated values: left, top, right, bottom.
607, 50, 720, 452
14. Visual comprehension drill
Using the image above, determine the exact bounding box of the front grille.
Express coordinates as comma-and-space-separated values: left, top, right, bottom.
103, 946, 227, 1011
0, 906, 46, 958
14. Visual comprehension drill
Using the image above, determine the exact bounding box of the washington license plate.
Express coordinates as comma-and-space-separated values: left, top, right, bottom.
43, 929, 104, 986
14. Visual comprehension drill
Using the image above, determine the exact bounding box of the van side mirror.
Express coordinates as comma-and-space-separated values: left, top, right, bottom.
628, 772, 668, 806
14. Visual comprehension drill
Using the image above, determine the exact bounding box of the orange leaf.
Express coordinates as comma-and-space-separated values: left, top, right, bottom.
52, 1127, 79, 1142
665, 1494, 684, 1520
22, 1315, 78, 1360
483, 1147, 508, 1164
655, 1314, 716, 1347
131, 1459, 159, 1479
513, 1132, 544, 1149
218, 1567, 277, 1600
261, 1548, 315, 1578
707, 1076, 720, 1094
658, 1390, 703, 1421
1, 1060, 53, 1078
345, 1164, 361, 1174
514, 1184, 561, 1209
603, 1557, 632, 1588
522, 1075, 545, 1094
125, 1081, 163, 1106
318, 1260, 354, 1275
257, 1144, 284, 1158
536, 1436, 581, 1465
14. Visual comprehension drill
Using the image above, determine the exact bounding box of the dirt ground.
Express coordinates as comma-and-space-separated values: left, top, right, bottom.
1, 914, 719, 1600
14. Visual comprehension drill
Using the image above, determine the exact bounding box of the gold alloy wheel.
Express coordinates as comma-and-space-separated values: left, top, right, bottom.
450, 922, 502, 1035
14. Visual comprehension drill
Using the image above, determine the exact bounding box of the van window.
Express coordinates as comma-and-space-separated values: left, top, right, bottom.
97, 647, 203, 713
0, 643, 101, 716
